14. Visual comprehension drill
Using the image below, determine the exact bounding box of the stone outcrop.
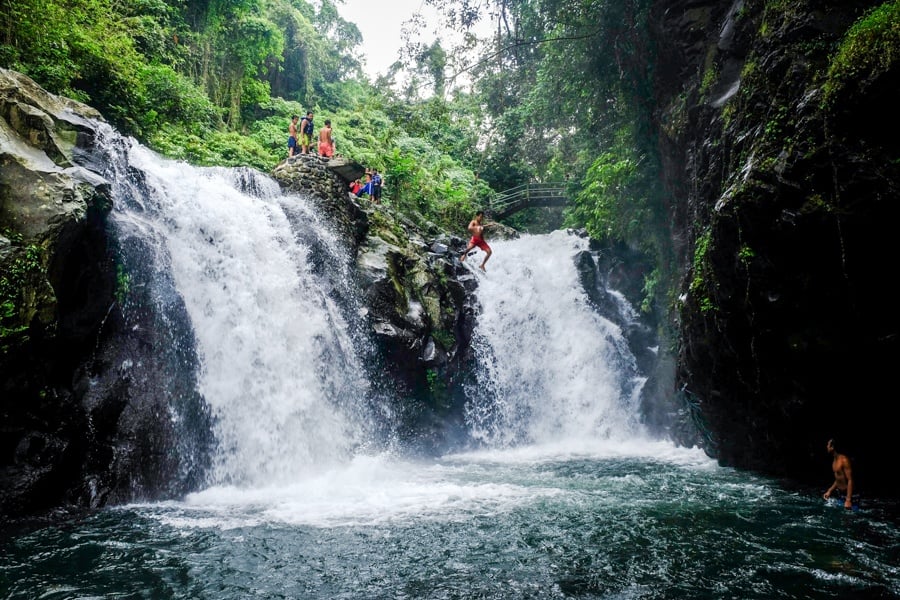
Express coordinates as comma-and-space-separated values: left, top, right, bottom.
271, 154, 491, 450
0, 67, 118, 516
652, 1, 900, 495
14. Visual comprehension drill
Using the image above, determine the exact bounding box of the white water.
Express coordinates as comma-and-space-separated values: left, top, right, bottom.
108, 137, 371, 488
164, 223, 687, 527
464, 230, 648, 449
11, 130, 900, 600
102, 134, 700, 526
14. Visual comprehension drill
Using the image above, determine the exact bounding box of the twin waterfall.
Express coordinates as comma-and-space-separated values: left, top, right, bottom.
100, 130, 650, 493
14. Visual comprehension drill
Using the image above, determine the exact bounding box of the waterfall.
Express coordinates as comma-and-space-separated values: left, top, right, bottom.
98, 129, 373, 488
87, 126, 654, 501
464, 230, 648, 449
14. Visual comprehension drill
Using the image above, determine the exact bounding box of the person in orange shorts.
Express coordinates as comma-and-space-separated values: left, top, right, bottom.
459, 210, 492, 271
318, 119, 335, 158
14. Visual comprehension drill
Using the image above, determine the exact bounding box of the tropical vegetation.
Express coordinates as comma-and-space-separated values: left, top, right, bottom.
2, 0, 684, 312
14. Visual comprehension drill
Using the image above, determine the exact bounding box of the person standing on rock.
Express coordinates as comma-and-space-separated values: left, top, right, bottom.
287, 115, 299, 158
459, 210, 492, 271
299, 111, 314, 155
318, 119, 335, 158
371, 169, 382, 203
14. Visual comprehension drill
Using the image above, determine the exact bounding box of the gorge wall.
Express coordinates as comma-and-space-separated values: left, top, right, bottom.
652, 0, 900, 495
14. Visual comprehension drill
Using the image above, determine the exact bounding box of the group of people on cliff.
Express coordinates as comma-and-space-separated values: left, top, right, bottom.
288, 111, 335, 158
286, 113, 387, 206
286, 116, 492, 271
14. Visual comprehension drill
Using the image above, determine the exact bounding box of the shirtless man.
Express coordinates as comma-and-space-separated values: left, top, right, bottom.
318, 119, 335, 158
287, 115, 298, 157
823, 438, 855, 509
459, 210, 492, 271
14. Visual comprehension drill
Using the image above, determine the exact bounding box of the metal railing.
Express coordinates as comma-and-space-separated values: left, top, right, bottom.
489, 182, 569, 217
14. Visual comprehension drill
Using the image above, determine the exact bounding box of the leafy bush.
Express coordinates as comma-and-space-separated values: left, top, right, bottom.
140, 64, 221, 133
148, 124, 277, 171
824, 0, 900, 104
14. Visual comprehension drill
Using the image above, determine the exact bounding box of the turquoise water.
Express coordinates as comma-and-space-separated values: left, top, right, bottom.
3, 443, 899, 599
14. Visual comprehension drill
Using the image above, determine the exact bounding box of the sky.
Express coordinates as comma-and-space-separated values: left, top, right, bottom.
335, 0, 441, 78
334, 0, 493, 89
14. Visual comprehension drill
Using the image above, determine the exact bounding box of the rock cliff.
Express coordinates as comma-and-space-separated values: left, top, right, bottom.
652, 0, 900, 495
1, 67, 214, 517
270, 153, 492, 450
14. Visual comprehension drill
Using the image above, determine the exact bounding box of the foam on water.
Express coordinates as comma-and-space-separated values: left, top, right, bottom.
106, 135, 704, 530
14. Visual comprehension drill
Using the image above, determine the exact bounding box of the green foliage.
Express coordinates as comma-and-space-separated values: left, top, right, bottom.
566, 119, 665, 259
700, 64, 718, 96
115, 263, 131, 306
572, 151, 637, 240
0, 240, 43, 342
149, 124, 277, 170
426, 368, 439, 393
139, 64, 221, 133
641, 268, 659, 314
0, 0, 80, 95
690, 231, 715, 313
1, 0, 670, 292
432, 329, 455, 351
823, 0, 900, 105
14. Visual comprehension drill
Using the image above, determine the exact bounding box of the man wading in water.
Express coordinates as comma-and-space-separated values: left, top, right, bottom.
460, 210, 492, 271
823, 438, 856, 509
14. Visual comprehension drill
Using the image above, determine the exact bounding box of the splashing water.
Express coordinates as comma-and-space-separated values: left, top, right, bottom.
4, 136, 900, 599
465, 230, 647, 449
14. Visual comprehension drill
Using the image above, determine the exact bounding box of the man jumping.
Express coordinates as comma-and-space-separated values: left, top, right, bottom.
460, 210, 492, 271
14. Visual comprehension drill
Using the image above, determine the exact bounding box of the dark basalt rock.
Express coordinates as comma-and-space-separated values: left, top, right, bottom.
652, 0, 900, 495
1, 69, 212, 521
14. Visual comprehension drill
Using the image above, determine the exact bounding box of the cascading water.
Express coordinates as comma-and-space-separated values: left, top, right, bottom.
464, 230, 648, 449
8, 134, 897, 599
97, 127, 374, 488
95, 127, 656, 492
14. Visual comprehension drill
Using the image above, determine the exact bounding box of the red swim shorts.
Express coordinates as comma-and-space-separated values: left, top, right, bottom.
469, 236, 491, 251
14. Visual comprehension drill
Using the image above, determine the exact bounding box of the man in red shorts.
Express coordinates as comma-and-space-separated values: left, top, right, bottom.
460, 210, 492, 271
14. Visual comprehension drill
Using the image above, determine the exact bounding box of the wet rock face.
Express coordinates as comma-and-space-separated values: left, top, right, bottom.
1, 69, 212, 519
0, 68, 116, 517
271, 157, 482, 452
653, 1, 900, 494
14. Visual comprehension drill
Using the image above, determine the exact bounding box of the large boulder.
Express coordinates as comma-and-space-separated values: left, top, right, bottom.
0, 68, 116, 516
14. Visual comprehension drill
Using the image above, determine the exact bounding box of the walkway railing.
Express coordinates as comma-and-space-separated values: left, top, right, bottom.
489, 182, 569, 218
